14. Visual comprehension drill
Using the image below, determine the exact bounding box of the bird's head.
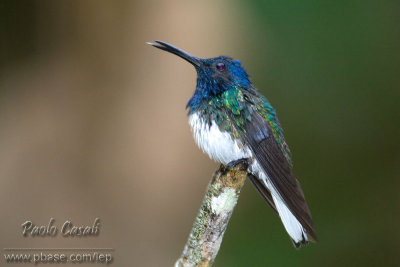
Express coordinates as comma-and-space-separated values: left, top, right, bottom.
148, 40, 252, 109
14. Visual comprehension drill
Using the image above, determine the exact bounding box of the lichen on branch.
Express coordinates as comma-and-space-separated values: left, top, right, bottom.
175, 162, 248, 267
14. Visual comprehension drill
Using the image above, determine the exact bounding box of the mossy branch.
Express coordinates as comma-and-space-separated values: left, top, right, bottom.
175, 162, 248, 267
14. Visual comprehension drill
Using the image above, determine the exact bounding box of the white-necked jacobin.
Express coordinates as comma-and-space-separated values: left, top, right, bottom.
148, 40, 316, 247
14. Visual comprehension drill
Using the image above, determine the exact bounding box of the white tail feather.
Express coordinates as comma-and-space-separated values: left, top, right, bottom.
250, 161, 307, 244
271, 191, 307, 244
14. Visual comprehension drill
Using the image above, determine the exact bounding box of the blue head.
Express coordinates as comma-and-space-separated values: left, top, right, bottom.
148, 41, 252, 111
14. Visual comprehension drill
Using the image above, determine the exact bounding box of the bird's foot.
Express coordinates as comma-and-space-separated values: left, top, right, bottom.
226, 158, 250, 170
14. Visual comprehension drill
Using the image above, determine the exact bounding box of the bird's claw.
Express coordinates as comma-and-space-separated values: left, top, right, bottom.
226, 158, 250, 170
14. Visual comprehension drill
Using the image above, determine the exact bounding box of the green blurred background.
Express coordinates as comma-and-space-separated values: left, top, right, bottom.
0, 1, 399, 266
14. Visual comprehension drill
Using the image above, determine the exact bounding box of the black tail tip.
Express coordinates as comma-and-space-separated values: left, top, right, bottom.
291, 239, 308, 249
291, 232, 317, 249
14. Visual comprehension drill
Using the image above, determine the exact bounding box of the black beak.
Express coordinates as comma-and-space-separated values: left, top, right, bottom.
147, 40, 201, 67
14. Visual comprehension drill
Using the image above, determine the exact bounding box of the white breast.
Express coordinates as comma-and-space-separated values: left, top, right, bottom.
189, 112, 252, 165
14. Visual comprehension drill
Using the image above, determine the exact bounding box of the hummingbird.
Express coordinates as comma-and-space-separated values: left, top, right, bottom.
148, 40, 316, 247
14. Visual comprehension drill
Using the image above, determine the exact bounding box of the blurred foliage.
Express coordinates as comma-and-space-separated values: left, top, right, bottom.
217, 0, 400, 266
0, 1, 36, 70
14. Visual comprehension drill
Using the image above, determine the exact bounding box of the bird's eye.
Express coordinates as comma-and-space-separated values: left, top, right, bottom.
216, 62, 226, 71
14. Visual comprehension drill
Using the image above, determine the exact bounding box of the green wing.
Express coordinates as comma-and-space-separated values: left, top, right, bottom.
205, 87, 292, 165
214, 87, 316, 243
253, 92, 293, 165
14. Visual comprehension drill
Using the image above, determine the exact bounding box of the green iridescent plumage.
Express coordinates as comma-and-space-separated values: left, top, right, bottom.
199, 87, 292, 165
